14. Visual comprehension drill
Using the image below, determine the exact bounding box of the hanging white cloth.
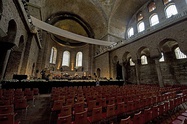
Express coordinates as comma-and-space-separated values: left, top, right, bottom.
30, 16, 115, 46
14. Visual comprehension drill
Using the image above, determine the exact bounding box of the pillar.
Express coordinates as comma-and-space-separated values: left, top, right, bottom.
154, 58, 164, 87
135, 59, 141, 85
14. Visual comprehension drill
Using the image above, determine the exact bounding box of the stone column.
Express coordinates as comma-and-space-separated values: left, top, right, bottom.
0, 42, 15, 80
135, 59, 141, 85
154, 58, 164, 87
121, 63, 126, 84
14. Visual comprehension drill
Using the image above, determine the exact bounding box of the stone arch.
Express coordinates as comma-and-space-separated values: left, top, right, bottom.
137, 46, 150, 59
7, 19, 17, 43
112, 55, 119, 64
122, 52, 130, 63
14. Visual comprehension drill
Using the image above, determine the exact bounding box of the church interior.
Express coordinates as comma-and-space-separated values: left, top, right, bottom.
1, 0, 187, 124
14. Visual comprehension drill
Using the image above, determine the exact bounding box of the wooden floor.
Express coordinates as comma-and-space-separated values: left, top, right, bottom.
15, 94, 187, 124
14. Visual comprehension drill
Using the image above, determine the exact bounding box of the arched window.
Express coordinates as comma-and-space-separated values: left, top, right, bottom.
150, 14, 159, 26
174, 47, 187, 59
148, 1, 156, 12
159, 52, 165, 62
137, 21, 145, 33
49, 47, 57, 64
127, 27, 134, 38
129, 58, 135, 66
62, 51, 70, 66
137, 12, 143, 21
165, 4, 178, 18
76, 52, 83, 67
163, 0, 172, 5
141, 55, 148, 65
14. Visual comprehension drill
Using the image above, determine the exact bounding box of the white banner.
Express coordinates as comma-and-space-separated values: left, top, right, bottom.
31, 16, 115, 46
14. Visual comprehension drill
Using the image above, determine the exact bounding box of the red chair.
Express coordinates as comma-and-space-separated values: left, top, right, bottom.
87, 106, 103, 123
14, 98, 29, 118
107, 97, 115, 105
74, 102, 85, 114
51, 100, 64, 112
57, 114, 72, 124
120, 116, 133, 124
158, 102, 165, 116
116, 102, 125, 116
143, 108, 152, 123
116, 96, 123, 103
86, 100, 96, 115
0, 105, 14, 114
74, 110, 88, 124
58, 105, 72, 117
33, 88, 39, 95
133, 111, 144, 124
0, 113, 20, 124
151, 105, 159, 120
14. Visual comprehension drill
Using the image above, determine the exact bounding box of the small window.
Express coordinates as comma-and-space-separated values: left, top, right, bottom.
165, 4, 178, 18
163, 0, 172, 5
129, 58, 135, 66
174, 47, 187, 59
137, 12, 143, 21
141, 55, 148, 65
150, 14, 159, 26
137, 21, 145, 33
62, 51, 70, 66
148, 1, 156, 12
49, 47, 57, 64
159, 52, 165, 62
127, 27, 134, 38
76, 52, 83, 67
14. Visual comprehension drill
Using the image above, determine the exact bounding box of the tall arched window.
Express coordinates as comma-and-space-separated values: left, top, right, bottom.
76, 52, 83, 67
150, 14, 159, 26
148, 1, 156, 12
49, 47, 57, 64
174, 47, 187, 59
165, 4, 178, 18
62, 51, 70, 66
127, 27, 134, 38
137, 12, 143, 21
163, 0, 172, 5
137, 21, 145, 33
159, 52, 165, 62
141, 55, 148, 65
129, 58, 135, 66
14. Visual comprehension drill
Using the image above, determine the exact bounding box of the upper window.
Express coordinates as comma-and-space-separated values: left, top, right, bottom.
163, 0, 172, 5
76, 52, 83, 67
129, 58, 135, 66
148, 1, 156, 12
62, 51, 70, 66
159, 52, 165, 62
150, 14, 159, 26
141, 55, 148, 65
127, 27, 134, 38
165, 4, 178, 18
137, 12, 143, 21
137, 21, 145, 33
174, 47, 187, 59
49, 47, 57, 64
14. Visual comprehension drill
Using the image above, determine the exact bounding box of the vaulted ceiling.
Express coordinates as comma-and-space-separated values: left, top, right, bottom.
29, 0, 148, 40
